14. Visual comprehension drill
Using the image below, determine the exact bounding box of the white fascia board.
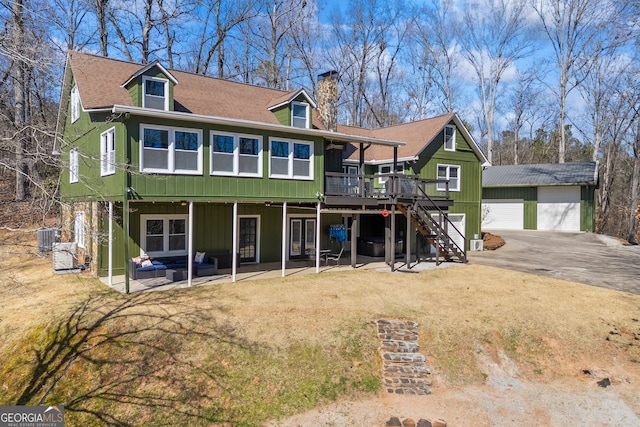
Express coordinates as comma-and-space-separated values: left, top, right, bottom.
105, 105, 405, 148
121, 61, 179, 87
268, 89, 318, 110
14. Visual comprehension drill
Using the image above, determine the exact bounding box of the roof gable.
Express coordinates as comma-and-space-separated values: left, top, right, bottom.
482, 162, 599, 187
341, 113, 488, 164
267, 88, 317, 110
121, 60, 179, 87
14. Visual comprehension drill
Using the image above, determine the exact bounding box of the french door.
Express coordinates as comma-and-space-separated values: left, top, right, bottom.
239, 217, 258, 263
290, 218, 316, 258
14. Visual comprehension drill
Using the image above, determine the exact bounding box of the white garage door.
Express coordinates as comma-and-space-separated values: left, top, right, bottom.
482, 199, 524, 230
537, 186, 581, 231
431, 213, 465, 252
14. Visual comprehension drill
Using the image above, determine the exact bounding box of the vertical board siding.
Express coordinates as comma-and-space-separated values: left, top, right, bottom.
581, 185, 596, 232
127, 117, 323, 201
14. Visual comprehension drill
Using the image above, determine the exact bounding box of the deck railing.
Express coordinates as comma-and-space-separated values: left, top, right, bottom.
324, 172, 450, 201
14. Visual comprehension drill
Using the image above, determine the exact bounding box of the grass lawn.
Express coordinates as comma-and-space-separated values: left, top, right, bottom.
1, 230, 639, 426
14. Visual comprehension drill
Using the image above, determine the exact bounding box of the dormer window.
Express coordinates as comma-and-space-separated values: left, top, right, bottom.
291, 102, 309, 128
444, 125, 456, 151
143, 76, 168, 110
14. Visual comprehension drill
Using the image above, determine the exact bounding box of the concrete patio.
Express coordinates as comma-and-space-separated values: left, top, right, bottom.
101, 253, 463, 294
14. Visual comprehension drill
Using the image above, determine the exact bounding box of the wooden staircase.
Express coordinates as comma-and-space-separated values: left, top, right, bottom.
397, 202, 466, 263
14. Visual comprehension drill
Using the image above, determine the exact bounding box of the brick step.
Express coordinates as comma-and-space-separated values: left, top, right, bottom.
376, 319, 418, 330
377, 331, 419, 341
386, 386, 432, 395
382, 352, 426, 363
384, 364, 430, 373
383, 368, 431, 379
380, 340, 420, 353
384, 376, 433, 387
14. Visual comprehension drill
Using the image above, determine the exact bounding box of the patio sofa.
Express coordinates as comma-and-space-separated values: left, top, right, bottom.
128, 253, 218, 280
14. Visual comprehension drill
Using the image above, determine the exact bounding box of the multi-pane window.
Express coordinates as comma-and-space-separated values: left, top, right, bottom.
444, 125, 456, 151
437, 164, 460, 191
291, 102, 309, 128
269, 138, 314, 179
141, 215, 187, 256
69, 148, 79, 183
143, 76, 168, 110
71, 85, 80, 123
101, 127, 116, 176
210, 132, 262, 176
378, 163, 404, 184
140, 125, 202, 174
75, 211, 85, 248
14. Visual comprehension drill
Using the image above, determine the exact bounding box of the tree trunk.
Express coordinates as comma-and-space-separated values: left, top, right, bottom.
13, 0, 28, 201
96, 0, 109, 56
628, 122, 640, 244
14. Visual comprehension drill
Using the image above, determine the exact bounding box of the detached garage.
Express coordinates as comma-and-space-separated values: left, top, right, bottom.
482, 162, 598, 232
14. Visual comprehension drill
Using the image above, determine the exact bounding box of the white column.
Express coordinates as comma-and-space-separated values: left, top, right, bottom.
281, 202, 287, 277
232, 201, 238, 283
316, 202, 321, 273
108, 201, 113, 287
188, 201, 194, 287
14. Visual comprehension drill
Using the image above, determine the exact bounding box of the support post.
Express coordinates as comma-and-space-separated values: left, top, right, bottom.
351, 214, 357, 268
232, 201, 238, 282
406, 206, 411, 269
108, 201, 113, 287
124, 198, 130, 294
282, 202, 287, 277
188, 201, 194, 287
316, 202, 321, 273
390, 204, 396, 272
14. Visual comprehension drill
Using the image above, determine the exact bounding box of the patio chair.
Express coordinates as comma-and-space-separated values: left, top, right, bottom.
324, 247, 344, 266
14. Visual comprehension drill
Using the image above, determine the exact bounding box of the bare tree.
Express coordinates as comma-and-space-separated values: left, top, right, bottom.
532, 0, 621, 163
411, 0, 463, 116
460, 0, 532, 163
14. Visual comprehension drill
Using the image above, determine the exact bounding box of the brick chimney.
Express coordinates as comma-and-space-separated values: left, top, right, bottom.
317, 70, 338, 132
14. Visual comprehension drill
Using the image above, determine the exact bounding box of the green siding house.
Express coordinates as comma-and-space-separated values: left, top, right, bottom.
57, 52, 487, 292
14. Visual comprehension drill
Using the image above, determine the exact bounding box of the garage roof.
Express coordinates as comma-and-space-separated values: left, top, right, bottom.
483, 162, 599, 187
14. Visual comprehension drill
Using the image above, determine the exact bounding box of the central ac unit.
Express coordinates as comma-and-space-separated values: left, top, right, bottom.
53, 242, 78, 271
470, 239, 484, 251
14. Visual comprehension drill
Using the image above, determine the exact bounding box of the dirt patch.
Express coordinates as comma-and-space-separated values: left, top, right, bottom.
482, 232, 505, 250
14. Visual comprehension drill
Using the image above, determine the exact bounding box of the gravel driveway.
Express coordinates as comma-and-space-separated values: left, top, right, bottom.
468, 230, 640, 295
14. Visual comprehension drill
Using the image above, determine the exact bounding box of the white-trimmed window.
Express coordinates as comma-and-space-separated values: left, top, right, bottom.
101, 127, 116, 176
378, 163, 404, 184
437, 164, 460, 191
210, 132, 262, 177
140, 125, 202, 174
75, 211, 85, 248
143, 76, 169, 110
269, 138, 314, 180
69, 148, 79, 183
140, 214, 188, 257
291, 102, 309, 128
71, 85, 80, 123
444, 125, 456, 151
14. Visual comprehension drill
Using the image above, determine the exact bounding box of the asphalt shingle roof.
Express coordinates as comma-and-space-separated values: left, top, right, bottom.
482, 162, 599, 187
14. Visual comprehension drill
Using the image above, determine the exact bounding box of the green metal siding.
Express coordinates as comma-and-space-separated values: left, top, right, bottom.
98, 201, 338, 276
581, 185, 596, 232
416, 125, 483, 248
273, 106, 290, 126
126, 116, 324, 202
61, 96, 127, 201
